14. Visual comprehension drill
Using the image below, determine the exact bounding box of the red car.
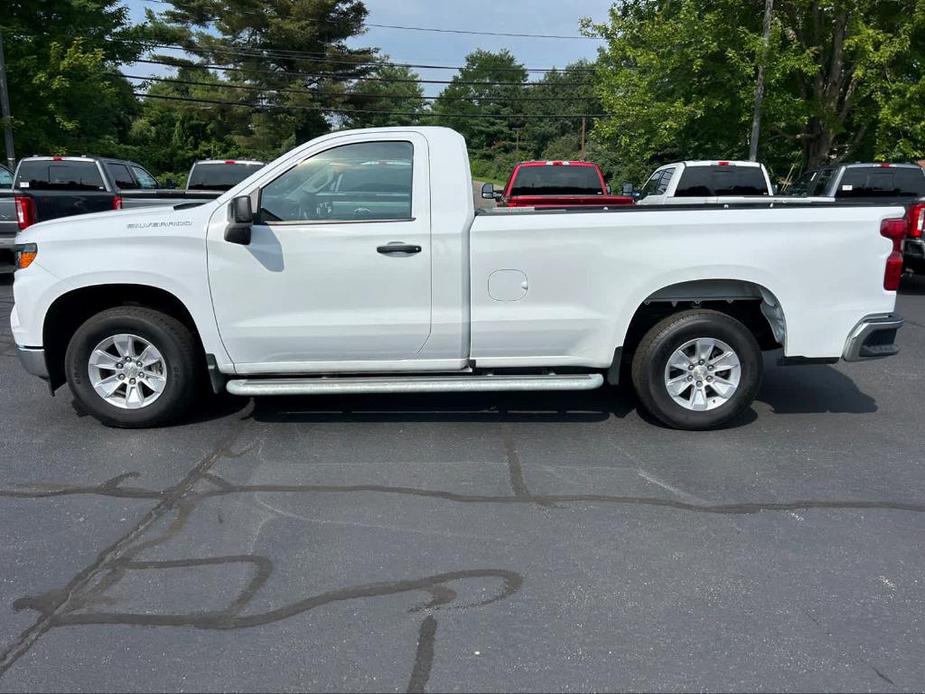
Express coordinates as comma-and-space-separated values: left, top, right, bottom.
482, 161, 634, 208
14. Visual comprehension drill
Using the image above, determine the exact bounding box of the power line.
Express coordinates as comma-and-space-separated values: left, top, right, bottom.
131, 58, 594, 87
132, 91, 608, 119
341, 22, 599, 40
117, 72, 596, 101
109, 38, 597, 73
122, 71, 598, 102
135, 0, 603, 40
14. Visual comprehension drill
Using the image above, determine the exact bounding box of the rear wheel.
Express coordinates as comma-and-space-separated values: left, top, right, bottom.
64, 307, 199, 428
630, 310, 762, 430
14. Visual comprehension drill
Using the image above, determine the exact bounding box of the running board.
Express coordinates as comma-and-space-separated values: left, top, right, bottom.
225, 373, 604, 396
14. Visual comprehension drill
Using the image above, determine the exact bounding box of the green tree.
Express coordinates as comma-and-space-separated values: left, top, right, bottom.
342, 62, 427, 129
126, 68, 255, 179
431, 49, 528, 157
586, 0, 925, 184
520, 61, 603, 163
150, 0, 376, 156
1, 0, 149, 158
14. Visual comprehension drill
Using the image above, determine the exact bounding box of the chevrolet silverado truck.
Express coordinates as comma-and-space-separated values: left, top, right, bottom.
10, 127, 905, 430
482, 160, 634, 208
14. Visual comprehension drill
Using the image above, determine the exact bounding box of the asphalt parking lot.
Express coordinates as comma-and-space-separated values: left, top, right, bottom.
1, 273, 924, 693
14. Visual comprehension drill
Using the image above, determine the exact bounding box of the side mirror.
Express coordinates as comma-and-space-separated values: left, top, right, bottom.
225, 195, 253, 245
232, 195, 253, 223
481, 182, 497, 200
165, 178, 176, 190
621, 182, 635, 195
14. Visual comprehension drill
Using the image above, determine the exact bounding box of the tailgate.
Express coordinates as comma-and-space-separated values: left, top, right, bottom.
30, 191, 117, 222
508, 194, 634, 207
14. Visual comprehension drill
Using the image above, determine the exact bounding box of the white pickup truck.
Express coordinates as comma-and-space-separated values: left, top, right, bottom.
10, 127, 905, 430
636, 160, 777, 205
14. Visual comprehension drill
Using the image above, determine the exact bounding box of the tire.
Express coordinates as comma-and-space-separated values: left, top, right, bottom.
630, 310, 762, 430
64, 307, 199, 428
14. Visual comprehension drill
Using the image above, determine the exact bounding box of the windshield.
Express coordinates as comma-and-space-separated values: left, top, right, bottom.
187, 162, 264, 191
15, 160, 106, 191
510, 166, 603, 197
0, 166, 11, 189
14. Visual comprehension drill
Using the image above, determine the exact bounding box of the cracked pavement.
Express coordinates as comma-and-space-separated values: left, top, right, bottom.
1, 273, 924, 692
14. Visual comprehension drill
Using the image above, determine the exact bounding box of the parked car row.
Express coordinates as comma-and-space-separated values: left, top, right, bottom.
482, 158, 925, 274
0, 155, 266, 271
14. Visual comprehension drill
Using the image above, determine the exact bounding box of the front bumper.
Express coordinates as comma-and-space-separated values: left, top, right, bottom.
842, 314, 904, 362
16, 345, 49, 380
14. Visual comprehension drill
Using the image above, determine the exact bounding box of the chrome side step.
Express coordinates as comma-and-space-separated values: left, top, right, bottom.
225, 373, 604, 396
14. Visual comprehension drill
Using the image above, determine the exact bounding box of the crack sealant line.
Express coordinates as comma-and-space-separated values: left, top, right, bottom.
0, 406, 254, 678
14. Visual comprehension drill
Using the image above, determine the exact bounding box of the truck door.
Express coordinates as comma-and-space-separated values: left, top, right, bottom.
207, 135, 432, 371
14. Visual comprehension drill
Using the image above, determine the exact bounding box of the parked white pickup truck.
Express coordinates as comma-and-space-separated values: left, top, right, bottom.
636, 160, 777, 205
10, 127, 905, 430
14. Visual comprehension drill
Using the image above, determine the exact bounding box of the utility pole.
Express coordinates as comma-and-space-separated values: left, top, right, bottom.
0, 30, 14, 169
580, 117, 586, 160
748, 0, 774, 162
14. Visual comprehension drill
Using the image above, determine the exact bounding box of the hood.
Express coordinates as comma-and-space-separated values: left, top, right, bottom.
27, 205, 174, 231
18, 202, 218, 245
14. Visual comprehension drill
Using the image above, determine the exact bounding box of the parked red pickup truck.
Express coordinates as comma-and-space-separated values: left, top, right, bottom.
481, 161, 634, 208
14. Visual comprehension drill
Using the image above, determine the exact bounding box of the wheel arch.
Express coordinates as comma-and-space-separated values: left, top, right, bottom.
43, 284, 207, 392
613, 279, 786, 382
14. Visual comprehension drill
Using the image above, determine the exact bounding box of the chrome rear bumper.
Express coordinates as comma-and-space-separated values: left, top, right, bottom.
842, 315, 904, 362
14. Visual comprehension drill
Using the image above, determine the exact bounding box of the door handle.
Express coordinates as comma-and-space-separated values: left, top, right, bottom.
377, 243, 421, 255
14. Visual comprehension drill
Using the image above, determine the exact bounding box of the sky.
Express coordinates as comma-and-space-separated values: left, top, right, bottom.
122, 0, 616, 95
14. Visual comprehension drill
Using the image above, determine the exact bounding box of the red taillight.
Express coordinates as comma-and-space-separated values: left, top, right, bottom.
717, 161, 730, 166
14, 196, 36, 230
224, 160, 237, 164
52, 156, 63, 161
881, 217, 906, 291
879, 163, 892, 168
112, 195, 123, 210
907, 203, 925, 239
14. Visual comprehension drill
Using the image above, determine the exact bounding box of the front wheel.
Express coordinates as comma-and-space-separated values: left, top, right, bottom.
630, 310, 762, 430
64, 307, 200, 428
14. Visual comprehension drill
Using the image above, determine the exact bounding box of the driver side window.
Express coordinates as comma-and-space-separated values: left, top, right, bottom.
259, 141, 413, 223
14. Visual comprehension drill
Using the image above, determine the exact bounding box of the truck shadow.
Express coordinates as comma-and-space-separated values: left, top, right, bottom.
756, 353, 877, 415
64, 361, 874, 427
247, 387, 762, 429
250, 388, 629, 425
